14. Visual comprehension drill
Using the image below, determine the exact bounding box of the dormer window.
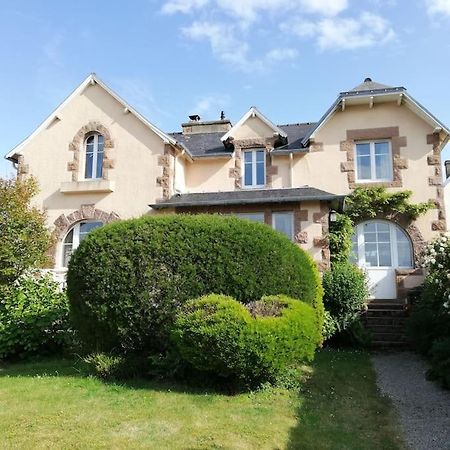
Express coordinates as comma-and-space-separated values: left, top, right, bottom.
85, 133, 104, 179
243, 149, 265, 188
355, 141, 393, 182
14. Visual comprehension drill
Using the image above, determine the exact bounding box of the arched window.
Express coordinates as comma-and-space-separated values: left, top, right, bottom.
351, 220, 413, 268
62, 221, 103, 267
84, 133, 104, 179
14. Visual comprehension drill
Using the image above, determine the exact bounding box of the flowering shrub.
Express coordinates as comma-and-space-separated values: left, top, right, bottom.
408, 234, 450, 388
421, 234, 450, 313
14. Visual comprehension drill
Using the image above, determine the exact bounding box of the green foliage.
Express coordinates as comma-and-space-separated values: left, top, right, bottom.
0, 177, 51, 285
322, 310, 338, 341
328, 214, 353, 263
407, 235, 450, 388
328, 187, 432, 263
83, 353, 148, 380
329, 319, 372, 348
323, 263, 369, 335
344, 187, 433, 223
67, 214, 323, 354
0, 274, 71, 359
171, 294, 321, 386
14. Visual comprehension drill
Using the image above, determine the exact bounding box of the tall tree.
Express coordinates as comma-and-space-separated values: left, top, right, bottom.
0, 177, 51, 284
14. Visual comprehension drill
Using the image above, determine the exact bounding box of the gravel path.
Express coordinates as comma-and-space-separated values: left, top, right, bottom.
372, 352, 450, 450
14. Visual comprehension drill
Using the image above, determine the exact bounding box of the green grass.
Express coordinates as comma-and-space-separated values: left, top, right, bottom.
0, 350, 404, 450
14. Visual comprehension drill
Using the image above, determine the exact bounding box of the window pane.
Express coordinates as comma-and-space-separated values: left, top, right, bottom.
375, 151, 391, 180
244, 162, 253, 186
364, 222, 376, 233
364, 243, 378, 267
236, 213, 265, 223
378, 243, 392, 266
85, 152, 93, 178
376, 222, 390, 233
64, 228, 74, 244
96, 154, 103, 179
256, 150, 265, 162
356, 144, 371, 180
396, 228, 412, 267
256, 161, 265, 186
375, 142, 389, 155
244, 152, 252, 163
356, 143, 370, 156
79, 221, 103, 241
63, 243, 73, 268
273, 213, 293, 240
97, 135, 104, 150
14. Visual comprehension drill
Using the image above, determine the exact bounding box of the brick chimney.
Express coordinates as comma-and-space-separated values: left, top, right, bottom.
181, 113, 232, 135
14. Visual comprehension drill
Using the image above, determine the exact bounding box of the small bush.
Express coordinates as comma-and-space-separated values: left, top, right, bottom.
323, 263, 369, 336
171, 294, 321, 386
83, 352, 148, 380
0, 274, 71, 359
428, 338, 450, 389
67, 214, 323, 353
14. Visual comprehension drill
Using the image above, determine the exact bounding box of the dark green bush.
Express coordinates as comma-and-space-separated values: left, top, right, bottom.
171, 294, 321, 386
322, 262, 369, 335
83, 352, 149, 380
67, 214, 323, 353
0, 274, 71, 359
428, 338, 450, 389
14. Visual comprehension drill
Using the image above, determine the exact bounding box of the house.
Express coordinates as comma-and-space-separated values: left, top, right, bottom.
445, 161, 450, 229
4, 74, 449, 300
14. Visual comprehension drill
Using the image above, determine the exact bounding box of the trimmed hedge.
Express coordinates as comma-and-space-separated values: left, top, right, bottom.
67, 214, 323, 353
171, 294, 321, 385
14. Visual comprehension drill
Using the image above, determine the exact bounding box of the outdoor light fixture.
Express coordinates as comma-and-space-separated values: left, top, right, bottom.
329, 210, 338, 222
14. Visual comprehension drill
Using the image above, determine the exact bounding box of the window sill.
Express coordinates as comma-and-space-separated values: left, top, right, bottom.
60, 180, 115, 194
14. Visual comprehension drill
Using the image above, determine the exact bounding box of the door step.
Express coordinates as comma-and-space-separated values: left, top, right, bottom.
363, 300, 410, 348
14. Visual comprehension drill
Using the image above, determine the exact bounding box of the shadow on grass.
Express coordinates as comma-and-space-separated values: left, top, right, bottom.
0, 355, 243, 396
286, 349, 405, 450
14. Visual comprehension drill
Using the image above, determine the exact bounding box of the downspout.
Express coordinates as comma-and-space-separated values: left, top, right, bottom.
289, 152, 294, 187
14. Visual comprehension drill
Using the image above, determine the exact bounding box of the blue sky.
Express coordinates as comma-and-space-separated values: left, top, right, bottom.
1, 0, 450, 177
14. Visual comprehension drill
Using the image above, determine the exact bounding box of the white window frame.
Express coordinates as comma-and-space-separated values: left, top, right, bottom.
352, 220, 413, 269
84, 133, 104, 180
61, 220, 103, 267
242, 149, 266, 189
272, 212, 294, 241
354, 140, 393, 183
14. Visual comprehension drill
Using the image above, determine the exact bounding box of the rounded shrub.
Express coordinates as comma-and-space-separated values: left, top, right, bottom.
67, 214, 323, 353
171, 294, 321, 386
322, 262, 369, 334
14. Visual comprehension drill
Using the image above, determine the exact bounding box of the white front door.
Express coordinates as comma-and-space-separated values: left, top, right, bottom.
352, 221, 413, 300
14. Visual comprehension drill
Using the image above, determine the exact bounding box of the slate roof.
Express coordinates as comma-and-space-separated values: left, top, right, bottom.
341, 78, 405, 97
169, 123, 316, 158
169, 132, 233, 158
273, 123, 316, 153
150, 187, 344, 209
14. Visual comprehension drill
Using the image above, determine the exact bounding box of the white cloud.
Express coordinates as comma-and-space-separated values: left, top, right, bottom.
286, 12, 395, 50
265, 47, 298, 62
190, 93, 231, 117
162, 0, 347, 23
162, 0, 210, 14
426, 0, 450, 15
182, 21, 251, 69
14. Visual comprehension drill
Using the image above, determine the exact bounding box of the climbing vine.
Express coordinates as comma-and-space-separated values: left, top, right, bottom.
329, 187, 433, 263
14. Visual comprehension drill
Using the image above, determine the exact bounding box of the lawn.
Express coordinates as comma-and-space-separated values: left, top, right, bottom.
0, 349, 404, 450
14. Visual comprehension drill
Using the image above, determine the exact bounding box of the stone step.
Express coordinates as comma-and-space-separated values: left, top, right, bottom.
365, 324, 405, 334
365, 309, 408, 317
370, 331, 407, 342
367, 303, 406, 311
364, 316, 407, 326
371, 340, 409, 348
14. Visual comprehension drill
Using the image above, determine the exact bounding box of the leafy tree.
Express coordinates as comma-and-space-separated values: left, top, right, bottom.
0, 177, 51, 285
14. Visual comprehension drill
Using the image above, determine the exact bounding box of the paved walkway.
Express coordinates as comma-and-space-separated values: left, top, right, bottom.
372, 352, 450, 450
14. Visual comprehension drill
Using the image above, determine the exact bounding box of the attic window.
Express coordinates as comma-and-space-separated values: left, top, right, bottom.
243, 149, 265, 188
84, 133, 104, 179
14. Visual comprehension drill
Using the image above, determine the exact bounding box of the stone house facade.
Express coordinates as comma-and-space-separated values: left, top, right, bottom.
5, 74, 449, 300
